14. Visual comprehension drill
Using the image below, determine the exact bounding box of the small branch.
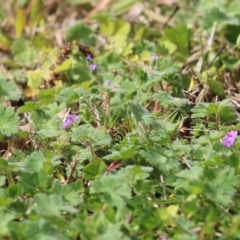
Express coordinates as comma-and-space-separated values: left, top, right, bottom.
65, 158, 80, 184
161, 6, 180, 29
183, 158, 192, 169
88, 141, 96, 158
84, 0, 112, 22
207, 45, 225, 69
2, 139, 15, 185
160, 175, 167, 201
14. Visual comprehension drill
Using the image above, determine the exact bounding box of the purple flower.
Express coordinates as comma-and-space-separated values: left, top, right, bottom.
222, 131, 238, 148
93, 23, 99, 29
151, 55, 158, 61
90, 64, 97, 71
62, 114, 78, 129
86, 54, 92, 61
104, 79, 111, 85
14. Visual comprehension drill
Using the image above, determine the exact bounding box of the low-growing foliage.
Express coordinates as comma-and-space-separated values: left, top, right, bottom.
0, 0, 240, 239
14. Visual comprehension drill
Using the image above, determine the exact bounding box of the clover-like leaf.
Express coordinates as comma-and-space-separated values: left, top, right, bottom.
94, 223, 131, 240
65, 22, 95, 45
0, 73, 21, 102
33, 193, 77, 216
0, 211, 15, 236
203, 167, 238, 206
24, 151, 44, 173
11, 37, 38, 67
83, 158, 107, 180
0, 106, 19, 137
19, 172, 48, 193
90, 173, 132, 208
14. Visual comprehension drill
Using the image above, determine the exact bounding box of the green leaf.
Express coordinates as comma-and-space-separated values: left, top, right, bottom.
0, 176, 6, 187
19, 172, 48, 193
64, 190, 82, 206
113, 19, 131, 38
29, 0, 43, 26
225, 25, 240, 45
53, 180, 83, 206
204, 167, 238, 206
0, 196, 13, 208
71, 124, 92, 141
0, 106, 19, 137
15, 9, 26, 37
157, 58, 181, 76
17, 101, 39, 113
23, 219, 61, 240
128, 102, 153, 125
55, 87, 79, 105
65, 22, 95, 45
197, 0, 226, 12
202, 7, 228, 30
27, 70, 44, 89
99, 16, 115, 36
24, 151, 44, 173
145, 58, 180, 87
0, 211, 15, 236
0, 73, 21, 101
0, 5, 6, 19
72, 125, 112, 146
228, 1, 240, 16
38, 88, 62, 106
11, 37, 38, 67
33, 193, 77, 216
54, 58, 72, 73
217, 99, 237, 123
37, 129, 62, 138
152, 91, 189, 108
176, 165, 203, 182
117, 165, 153, 184
164, 25, 190, 55
11, 68, 27, 83
139, 148, 179, 173
91, 128, 112, 146
110, 0, 136, 15
30, 109, 62, 132
0, 29, 12, 52
206, 100, 237, 123
119, 145, 139, 159
104, 145, 139, 160
90, 173, 132, 207
191, 103, 209, 118
70, 63, 93, 82
207, 79, 225, 98
94, 223, 131, 240
83, 158, 107, 180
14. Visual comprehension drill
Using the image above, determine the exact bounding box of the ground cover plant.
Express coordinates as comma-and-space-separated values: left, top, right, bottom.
0, 0, 240, 239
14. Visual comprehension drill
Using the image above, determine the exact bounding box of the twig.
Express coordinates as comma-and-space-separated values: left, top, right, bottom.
84, 0, 112, 22
196, 22, 217, 73
160, 175, 167, 201
183, 158, 191, 169
207, 45, 225, 69
63, 108, 71, 122
161, 6, 180, 29
65, 158, 80, 184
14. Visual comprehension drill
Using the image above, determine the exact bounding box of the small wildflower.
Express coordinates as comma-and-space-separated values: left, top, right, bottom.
62, 114, 78, 129
90, 64, 97, 71
86, 54, 92, 61
93, 23, 99, 29
222, 131, 238, 148
104, 79, 111, 85
151, 55, 158, 61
